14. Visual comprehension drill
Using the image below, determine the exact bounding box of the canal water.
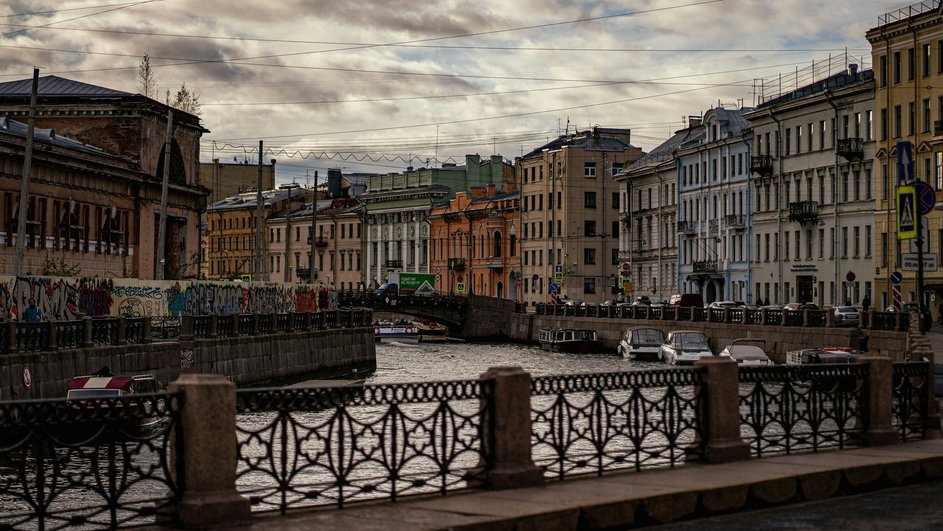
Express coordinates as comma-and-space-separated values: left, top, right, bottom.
357, 340, 661, 384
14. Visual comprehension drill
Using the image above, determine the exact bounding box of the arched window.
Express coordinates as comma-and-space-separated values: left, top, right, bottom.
493, 231, 502, 257
480, 234, 485, 257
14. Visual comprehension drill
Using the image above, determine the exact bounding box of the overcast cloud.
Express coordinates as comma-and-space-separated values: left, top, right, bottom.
0, 0, 915, 182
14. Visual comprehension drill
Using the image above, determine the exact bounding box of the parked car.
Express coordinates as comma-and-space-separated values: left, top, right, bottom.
659, 330, 713, 365
718, 338, 774, 365
885, 302, 920, 313
707, 300, 740, 309
631, 296, 652, 306
618, 326, 666, 360
784, 302, 819, 311
832, 306, 860, 327
668, 293, 704, 307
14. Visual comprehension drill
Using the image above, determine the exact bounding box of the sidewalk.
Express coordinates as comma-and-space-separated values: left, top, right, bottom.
236, 439, 943, 531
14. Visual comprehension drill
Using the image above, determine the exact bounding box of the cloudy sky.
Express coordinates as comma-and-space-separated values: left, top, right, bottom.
0, 0, 916, 184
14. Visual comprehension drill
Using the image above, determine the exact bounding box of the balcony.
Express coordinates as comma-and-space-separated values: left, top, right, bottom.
708, 220, 719, 233
677, 220, 697, 235
751, 155, 773, 177
836, 137, 864, 161
788, 200, 819, 225
448, 258, 466, 272
295, 267, 316, 281
723, 214, 745, 230
306, 236, 329, 247
693, 260, 718, 274
385, 259, 403, 269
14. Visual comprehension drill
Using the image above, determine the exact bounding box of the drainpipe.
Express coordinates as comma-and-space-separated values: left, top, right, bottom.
769, 109, 784, 304
825, 90, 841, 306
657, 170, 664, 301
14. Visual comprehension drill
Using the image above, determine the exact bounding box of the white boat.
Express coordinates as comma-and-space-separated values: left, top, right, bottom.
618, 327, 665, 360
785, 347, 862, 365
374, 321, 420, 342
660, 330, 713, 365
538, 328, 601, 354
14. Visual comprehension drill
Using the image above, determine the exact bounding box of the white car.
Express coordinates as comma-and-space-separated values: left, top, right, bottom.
618, 327, 665, 360
718, 338, 774, 365
660, 330, 713, 365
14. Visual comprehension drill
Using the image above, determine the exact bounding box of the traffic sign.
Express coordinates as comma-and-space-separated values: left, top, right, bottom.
22, 367, 31, 390
916, 180, 935, 215
621, 261, 631, 272
456, 282, 466, 294
553, 271, 564, 282
897, 141, 915, 182
897, 185, 917, 239
435, 273, 441, 281
902, 253, 939, 272
555, 265, 563, 273
890, 271, 903, 285
845, 271, 855, 283
549, 282, 559, 293
435, 266, 441, 274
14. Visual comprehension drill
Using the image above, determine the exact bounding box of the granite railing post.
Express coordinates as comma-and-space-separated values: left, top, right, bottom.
802, 309, 810, 327
231, 314, 239, 337
866, 309, 876, 330
209, 315, 218, 339
692, 357, 750, 463
6, 320, 16, 352
304, 311, 314, 331
179, 315, 194, 342
477, 366, 545, 489
116, 317, 127, 345
82, 316, 94, 348
826, 309, 836, 327
760, 308, 768, 326
45, 320, 57, 351
142, 318, 152, 344
168, 374, 251, 528
857, 356, 898, 446
286, 312, 295, 333
251, 314, 260, 335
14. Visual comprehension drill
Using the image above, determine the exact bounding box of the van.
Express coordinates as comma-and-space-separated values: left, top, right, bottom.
668, 293, 703, 307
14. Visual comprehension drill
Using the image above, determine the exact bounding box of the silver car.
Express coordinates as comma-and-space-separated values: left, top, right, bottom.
833, 306, 860, 327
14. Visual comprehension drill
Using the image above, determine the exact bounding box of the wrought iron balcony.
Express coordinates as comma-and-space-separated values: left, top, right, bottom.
723, 214, 746, 230
693, 260, 717, 274
677, 220, 697, 235
295, 267, 315, 280
751, 155, 773, 177
306, 236, 329, 247
385, 259, 403, 269
708, 220, 719, 233
788, 200, 819, 225
448, 257, 466, 272
836, 137, 864, 161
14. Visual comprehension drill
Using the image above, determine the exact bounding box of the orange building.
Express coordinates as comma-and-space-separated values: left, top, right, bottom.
429, 183, 521, 300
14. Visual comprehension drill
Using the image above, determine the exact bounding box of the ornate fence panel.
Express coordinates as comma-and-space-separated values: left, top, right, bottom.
677, 307, 692, 321
764, 309, 783, 325
292, 312, 308, 331
808, 310, 827, 327
530, 369, 703, 480
91, 318, 119, 345
257, 314, 274, 335
738, 365, 867, 456
15, 322, 47, 352
235, 379, 493, 513
125, 318, 146, 344
0, 393, 184, 530
217, 316, 235, 338
150, 317, 179, 340
892, 361, 931, 441
744, 309, 762, 325
237, 315, 254, 335
56, 320, 84, 350
193, 316, 212, 339
274, 313, 292, 333
691, 307, 707, 322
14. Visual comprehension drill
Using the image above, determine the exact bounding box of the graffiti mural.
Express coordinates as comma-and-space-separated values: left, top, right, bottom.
0, 276, 338, 320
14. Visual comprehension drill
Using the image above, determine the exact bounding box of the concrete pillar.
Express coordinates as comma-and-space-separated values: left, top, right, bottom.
116, 317, 127, 345
168, 374, 251, 528
209, 315, 219, 339
857, 356, 898, 446
478, 366, 544, 489
826, 308, 836, 327
866, 309, 876, 330
5, 320, 15, 352
693, 357, 750, 463
180, 315, 194, 342
142, 318, 152, 344
760, 307, 768, 326
45, 321, 57, 351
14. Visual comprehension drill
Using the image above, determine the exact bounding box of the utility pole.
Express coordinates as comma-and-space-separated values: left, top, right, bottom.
254, 141, 264, 282
156, 108, 173, 281
309, 171, 318, 284
281, 182, 299, 282
14, 68, 38, 278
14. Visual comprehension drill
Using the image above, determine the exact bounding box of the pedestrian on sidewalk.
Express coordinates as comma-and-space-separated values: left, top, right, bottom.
862, 295, 870, 313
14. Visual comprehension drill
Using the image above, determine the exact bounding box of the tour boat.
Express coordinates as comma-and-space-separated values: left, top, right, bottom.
373, 320, 420, 342
538, 328, 601, 354
785, 347, 862, 365
61, 372, 169, 443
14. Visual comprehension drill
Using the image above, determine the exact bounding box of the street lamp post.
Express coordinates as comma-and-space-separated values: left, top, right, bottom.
308, 170, 319, 284
280, 182, 300, 282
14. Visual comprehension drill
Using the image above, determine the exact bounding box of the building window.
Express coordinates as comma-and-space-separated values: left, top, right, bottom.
894, 105, 902, 138
584, 220, 596, 236
908, 47, 915, 81
909, 101, 916, 135
923, 98, 932, 133
924, 43, 931, 77
893, 50, 901, 84
880, 55, 887, 87
584, 277, 596, 294
584, 248, 596, 265
584, 162, 597, 177
584, 192, 597, 208
880, 108, 888, 141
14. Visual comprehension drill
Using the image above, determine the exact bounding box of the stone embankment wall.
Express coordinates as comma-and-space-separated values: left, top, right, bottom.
0, 327, 375, 400
462, 297, 910, 362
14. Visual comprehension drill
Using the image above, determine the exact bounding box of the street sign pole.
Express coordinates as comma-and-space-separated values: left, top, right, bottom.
917, 201, 926, 332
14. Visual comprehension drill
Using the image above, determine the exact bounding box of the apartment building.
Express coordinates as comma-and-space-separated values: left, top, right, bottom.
428, 184, 521, 299
676, 107, 754, 304
867, 2, 943, 311
745, 65, 876, 307
516, 127, 644, 305
614, 124, 697, 302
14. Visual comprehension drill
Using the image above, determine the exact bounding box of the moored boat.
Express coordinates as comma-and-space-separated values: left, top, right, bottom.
538, 328, 601, 354
374, 320, 420, 342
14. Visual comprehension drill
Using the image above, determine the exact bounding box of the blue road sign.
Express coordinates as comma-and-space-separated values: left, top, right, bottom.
549, 282, 559, 293
897, 141, 915, 182
916, 180, 935, 215
890, 271, 903, 285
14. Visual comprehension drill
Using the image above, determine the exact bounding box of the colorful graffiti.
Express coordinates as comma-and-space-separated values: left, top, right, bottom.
0, 276, 338, 321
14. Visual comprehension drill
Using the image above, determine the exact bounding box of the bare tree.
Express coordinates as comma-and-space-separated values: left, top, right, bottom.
137, 54, 159, 98
171, 82, 201, 117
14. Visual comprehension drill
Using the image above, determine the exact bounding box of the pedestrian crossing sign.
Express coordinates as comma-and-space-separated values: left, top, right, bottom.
897, 185, 917, 240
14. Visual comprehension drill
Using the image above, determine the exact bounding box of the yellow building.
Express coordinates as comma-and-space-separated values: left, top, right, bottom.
867, 3, 943, 312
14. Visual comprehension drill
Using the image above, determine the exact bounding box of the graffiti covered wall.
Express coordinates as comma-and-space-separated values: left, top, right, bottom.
0, 276, 339, 321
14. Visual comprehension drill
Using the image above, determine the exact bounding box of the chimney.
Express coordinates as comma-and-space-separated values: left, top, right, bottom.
849, 63, 859, 80
486, 183, 496, 196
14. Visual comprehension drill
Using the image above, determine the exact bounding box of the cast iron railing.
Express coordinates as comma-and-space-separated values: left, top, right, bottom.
15, 322, 47, 351
738, 365, 868, 456
892, 361, 931, 440
234, 379, 493, 513
0, 392, 184, 529
56, 320, 83, 349
90, 318, 119, 345
125, 317, 146, 344
530, 369, 704, 479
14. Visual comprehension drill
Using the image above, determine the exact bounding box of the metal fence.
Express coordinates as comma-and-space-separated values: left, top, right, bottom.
0, 392, 184, 530
531, 369, 704, 479
892, 361, 932, 441
738, 365, 868, 456
234, 379, 492, 512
